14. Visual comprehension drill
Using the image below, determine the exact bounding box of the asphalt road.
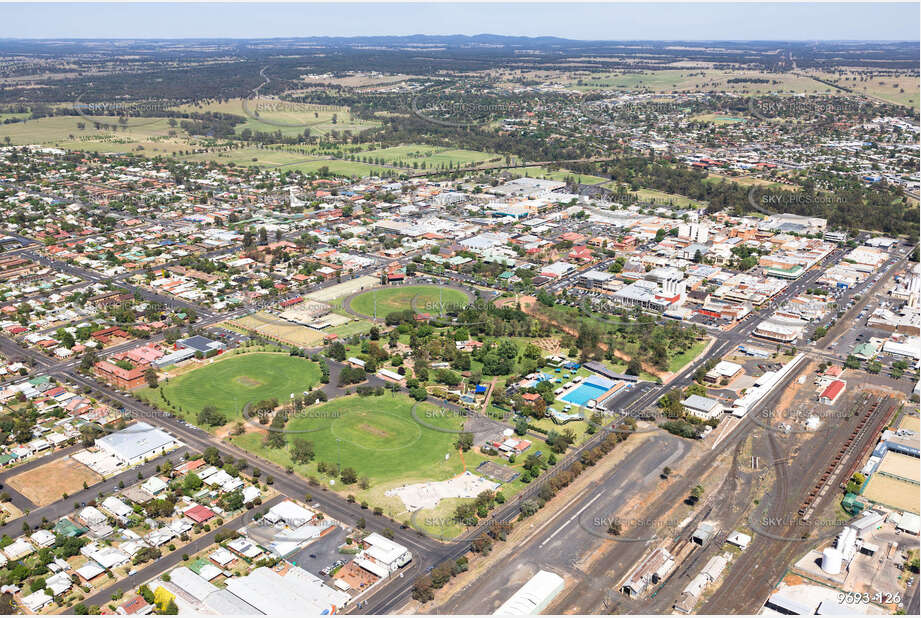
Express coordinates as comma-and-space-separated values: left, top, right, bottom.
431, 432, 688, 614
73, 494, 285, 611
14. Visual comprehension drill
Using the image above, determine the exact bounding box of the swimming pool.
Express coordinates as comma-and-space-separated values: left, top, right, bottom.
560, 381, 610, 406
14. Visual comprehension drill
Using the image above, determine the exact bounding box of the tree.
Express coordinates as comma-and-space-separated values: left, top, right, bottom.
203, 447, 222, 467
328, 341, 346, 362
454, 432, 474, 451
626, 358, 643, 376
182, 473, 203, 492
221, 490, 244, 512
197, 405, 226, 427
291, 439, 315, 464
412, 576, 435, 603
340, 467, 358, 484
143, 367, 158, 388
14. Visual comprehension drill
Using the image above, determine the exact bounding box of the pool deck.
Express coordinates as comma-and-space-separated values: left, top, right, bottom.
559, 380, 626, 408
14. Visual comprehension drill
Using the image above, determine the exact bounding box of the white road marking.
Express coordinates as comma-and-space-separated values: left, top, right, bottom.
539, 490, 604, 549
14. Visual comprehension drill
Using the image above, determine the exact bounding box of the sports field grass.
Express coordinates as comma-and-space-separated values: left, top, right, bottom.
353, 144, 501, 168
141, 352, 321, 426
704, 172, 792, 191
602, 183, 707, 208
175, 97, 379, 137
515, 166, 608, 185
349, 285, 469, 318
690, 113, 749, 125
230, 394, 464, 485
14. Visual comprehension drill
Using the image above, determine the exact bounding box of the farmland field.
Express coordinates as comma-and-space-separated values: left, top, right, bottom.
569, 69, 841, 95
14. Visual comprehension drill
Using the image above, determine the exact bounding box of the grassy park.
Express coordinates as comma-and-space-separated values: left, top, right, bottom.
230, 394, 463, 485
349, 285, 469, 318
140, 352, 322, 425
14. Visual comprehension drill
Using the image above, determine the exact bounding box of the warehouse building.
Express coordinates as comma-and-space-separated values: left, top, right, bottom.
225, 565, 350, 614
95, 422, 178, 466
493, 570, 565, 615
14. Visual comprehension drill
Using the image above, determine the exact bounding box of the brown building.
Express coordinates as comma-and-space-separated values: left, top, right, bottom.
93, 360, 149, 389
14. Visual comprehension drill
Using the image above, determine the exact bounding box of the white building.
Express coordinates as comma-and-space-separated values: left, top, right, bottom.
95, 422, 178, 466
493, 569, 565, 615
354, 532, 412, 576
677, 223, 709, 244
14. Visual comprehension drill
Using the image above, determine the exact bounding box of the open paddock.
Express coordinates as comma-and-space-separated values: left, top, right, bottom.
7, 457, 102, 506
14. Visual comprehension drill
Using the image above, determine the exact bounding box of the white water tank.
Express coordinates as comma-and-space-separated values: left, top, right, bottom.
822, 547, 843, 575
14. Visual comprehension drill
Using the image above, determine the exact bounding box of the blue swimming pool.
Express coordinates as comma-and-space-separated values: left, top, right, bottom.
560, 382, 610, 406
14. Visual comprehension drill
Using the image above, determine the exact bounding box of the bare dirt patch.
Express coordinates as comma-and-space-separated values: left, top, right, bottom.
235, 375, 264, 388
358, 423, 391, 438
7, 457, 102, 506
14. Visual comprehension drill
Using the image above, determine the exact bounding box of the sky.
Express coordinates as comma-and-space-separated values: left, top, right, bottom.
0, 2, 918, 41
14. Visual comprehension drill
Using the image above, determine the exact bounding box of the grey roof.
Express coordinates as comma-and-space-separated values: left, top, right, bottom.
178, 335, 220, 353
767, 593, 813, 615
203, 589, 264, 615
681, 395, 722, 412
95, 422, 175, 461
168, 566, 216, 602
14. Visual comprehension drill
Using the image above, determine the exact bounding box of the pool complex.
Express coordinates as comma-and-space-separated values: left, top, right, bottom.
560, 375, 617, 406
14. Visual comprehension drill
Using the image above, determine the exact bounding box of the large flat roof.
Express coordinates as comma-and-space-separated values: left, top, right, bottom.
95, 422, 175, 461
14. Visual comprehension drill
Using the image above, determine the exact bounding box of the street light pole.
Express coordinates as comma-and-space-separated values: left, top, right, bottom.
337, 438, 342, 477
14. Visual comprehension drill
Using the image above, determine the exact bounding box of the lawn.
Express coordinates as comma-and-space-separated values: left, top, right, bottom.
230, 394, 464, 486
349, 285, 469, 319
230, 392, 538, 535
353, 144, 500, 169
141, 352, 322, 425
602, 183, 707, 208
667, 339, 710, 373
515, 166, 608, 185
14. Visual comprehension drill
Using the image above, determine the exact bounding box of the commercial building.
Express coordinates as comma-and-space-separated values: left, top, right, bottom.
355, 532, 412, 576
703, 360, 743, 384
93, 360, 149, 389
819, 380, 846, 405
681, 395, 723, 420
176, 335, 225, 356
225, 565, 351, 614
95, 422, 178, 466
